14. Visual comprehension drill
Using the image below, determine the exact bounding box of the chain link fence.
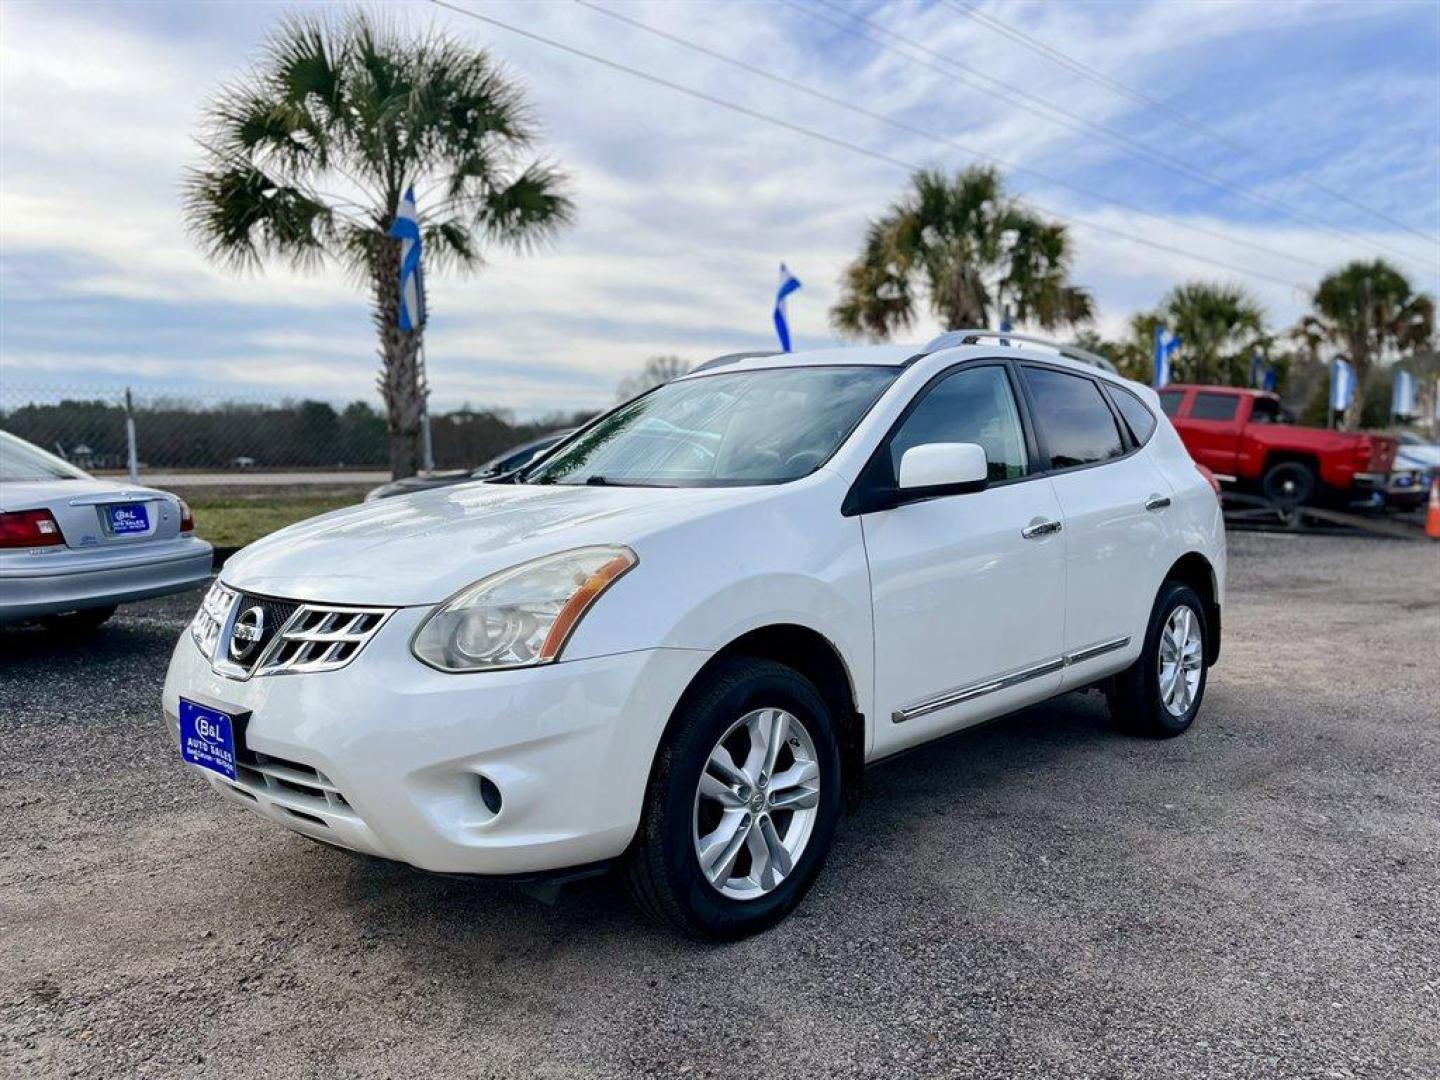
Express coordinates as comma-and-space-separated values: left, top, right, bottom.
0, 384, 590, 479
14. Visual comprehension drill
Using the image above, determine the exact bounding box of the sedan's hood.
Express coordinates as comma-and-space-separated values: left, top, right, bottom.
222, 481, 767, 606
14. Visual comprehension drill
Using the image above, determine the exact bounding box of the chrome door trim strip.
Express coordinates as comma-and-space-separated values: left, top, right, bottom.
1066, 635, 1131, 666
891, 636, 1131, 723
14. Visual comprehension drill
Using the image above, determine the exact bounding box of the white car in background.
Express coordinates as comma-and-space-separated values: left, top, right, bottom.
163, 331, 1225, 939
1, 431, 213, 630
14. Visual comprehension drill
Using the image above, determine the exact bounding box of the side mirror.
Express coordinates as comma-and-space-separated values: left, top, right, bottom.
897, 442, 989, 494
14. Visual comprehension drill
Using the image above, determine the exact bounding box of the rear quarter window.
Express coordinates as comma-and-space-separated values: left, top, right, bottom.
1190, 393, 1240, 421
1107, 386, 1158, 444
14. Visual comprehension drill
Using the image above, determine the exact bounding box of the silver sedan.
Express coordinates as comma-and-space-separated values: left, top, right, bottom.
1, 431, 213, 630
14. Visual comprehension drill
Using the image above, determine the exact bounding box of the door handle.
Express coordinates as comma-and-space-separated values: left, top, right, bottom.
1021, 517, 1063, 539
1144, 494, 1172, 512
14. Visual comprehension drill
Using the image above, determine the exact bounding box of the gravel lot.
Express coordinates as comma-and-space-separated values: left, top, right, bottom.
3, 531, 1437, 1079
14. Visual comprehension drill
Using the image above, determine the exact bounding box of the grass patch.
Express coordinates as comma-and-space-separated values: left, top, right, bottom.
188, 492, 362, 549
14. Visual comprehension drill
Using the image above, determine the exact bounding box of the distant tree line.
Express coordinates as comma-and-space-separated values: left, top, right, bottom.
0, 397, 591, 472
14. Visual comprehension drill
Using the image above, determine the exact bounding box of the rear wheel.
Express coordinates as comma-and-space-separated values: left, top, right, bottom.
1106, 583, 1208, 738
39, 605, 117, 635
624, 657, 841, 939
1261, 459, 1317, 507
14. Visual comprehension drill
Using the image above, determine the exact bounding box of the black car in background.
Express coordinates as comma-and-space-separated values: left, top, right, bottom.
364, 430, 573, 502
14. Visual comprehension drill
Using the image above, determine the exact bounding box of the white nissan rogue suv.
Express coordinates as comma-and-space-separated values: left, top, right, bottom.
164, 331, 1225, 939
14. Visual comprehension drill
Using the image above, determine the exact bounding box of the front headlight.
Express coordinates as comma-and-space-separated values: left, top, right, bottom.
410, 545, 637, 672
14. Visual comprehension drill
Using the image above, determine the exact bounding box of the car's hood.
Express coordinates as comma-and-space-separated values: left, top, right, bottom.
0, 477, 175, 511
222, 481, 770, 606
1397, 445, 1440, 469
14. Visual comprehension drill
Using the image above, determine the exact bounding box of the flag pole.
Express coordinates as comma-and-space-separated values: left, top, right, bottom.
420, 340, 434, 473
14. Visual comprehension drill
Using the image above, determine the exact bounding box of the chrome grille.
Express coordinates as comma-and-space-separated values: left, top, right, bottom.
189, 585, 394, 679
191, 580, 236, 658
254, 605, 391, 675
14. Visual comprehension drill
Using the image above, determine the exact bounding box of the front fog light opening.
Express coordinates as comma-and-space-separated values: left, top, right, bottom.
478, 774, 503, 817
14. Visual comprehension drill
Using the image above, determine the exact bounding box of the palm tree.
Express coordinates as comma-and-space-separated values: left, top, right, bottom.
831, 166, 1092, 339
1155, 282, 1267, 386
183, 12, 574, 477
1305, 259, 1435, 429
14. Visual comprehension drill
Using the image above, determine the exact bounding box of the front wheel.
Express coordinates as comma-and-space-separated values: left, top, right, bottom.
623, 657, 842, 939
1106, 582, 1209, 738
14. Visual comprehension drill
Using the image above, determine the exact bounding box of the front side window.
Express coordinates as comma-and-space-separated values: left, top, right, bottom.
1190, 392, 1240, 421
885, 365, 1029, 483
524, 366, 898, 487
1022, 366, 1125, 469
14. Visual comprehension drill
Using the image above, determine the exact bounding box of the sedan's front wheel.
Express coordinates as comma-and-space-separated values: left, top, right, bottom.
624, 657, 841, 939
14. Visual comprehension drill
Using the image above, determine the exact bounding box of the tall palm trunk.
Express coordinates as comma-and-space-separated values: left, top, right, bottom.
372, 237, 427, 478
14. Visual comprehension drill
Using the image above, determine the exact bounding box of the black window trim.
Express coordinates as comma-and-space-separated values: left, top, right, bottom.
842, 355, 1155, 515
843, 357, 1043, 516
1014, 360, 1141, 477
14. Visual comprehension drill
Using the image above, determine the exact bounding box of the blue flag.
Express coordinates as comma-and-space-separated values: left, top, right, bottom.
1392, 369, 1416, 418
1331, 358, 1355, 412
1153, 325, 1181, 388
390, 186, 425, 333
774, 264, 801, 352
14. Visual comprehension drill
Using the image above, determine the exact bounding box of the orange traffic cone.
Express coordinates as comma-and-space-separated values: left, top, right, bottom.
1427, 473, 1440, 540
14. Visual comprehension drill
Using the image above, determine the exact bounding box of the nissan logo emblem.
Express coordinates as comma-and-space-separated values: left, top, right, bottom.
229, 606, 266, 660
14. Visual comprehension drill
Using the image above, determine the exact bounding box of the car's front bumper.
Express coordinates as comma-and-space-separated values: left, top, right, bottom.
162, 608, 711, 876
1383, 469, 1429, 508
0, 536, 213, 621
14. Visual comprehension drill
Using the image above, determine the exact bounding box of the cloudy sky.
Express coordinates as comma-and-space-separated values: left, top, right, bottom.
2, 0, 1437, 417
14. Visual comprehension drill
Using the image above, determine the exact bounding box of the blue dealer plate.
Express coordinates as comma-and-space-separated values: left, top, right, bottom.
107, 502, 149, 534
179, 699, 239, 781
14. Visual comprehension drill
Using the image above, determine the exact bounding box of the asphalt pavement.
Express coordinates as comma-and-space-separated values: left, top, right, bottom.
2, 531, 1437, 1079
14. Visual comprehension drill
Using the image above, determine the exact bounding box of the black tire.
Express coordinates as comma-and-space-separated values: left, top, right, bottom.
1106, 582, 1209, 738
623, 657, 842, 940
39, 605, 117, 635
1261, 459, 1318, 507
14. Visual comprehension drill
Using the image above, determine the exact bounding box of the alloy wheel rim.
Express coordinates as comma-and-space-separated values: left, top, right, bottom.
1158, 604, 1204, 717
692, 707, 820, 900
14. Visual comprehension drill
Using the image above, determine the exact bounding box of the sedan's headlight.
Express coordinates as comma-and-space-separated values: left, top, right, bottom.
410, 546, 636, 672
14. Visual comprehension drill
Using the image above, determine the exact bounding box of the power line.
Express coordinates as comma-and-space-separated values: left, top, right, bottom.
944, 0, 1440, 250
791, 0, 1436, 276
573, 0, 1329, 274
430, 0, 1310, 293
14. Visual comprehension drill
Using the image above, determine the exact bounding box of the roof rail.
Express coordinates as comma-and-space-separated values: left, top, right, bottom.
922, 329, 1118, 374
688, 349, 783, 375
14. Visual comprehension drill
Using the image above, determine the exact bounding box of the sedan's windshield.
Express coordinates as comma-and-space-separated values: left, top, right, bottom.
0, 431, 90, 482
524, 366, 898, 487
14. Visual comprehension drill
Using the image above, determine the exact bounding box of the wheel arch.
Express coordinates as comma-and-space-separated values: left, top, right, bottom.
669, 623, 866, 811
1162, 551, 1221, 665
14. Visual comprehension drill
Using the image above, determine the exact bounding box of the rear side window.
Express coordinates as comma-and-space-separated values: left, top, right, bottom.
1022, 366, 1125, 469
1158, 390, 1185, 417
1190, 392, 1240, 421
1107, 386, 1158, 444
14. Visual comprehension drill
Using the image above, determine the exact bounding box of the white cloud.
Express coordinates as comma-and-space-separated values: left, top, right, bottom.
1, 0, 1436, 417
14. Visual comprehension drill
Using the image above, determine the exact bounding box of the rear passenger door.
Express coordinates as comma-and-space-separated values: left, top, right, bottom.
1019, 365, 1174, 687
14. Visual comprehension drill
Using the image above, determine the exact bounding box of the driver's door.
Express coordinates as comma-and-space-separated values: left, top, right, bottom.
861, 363, 1067, 757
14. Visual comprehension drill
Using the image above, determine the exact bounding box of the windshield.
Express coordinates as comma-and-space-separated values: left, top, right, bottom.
0, 430, 90, 482
524, 366, 898, 487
